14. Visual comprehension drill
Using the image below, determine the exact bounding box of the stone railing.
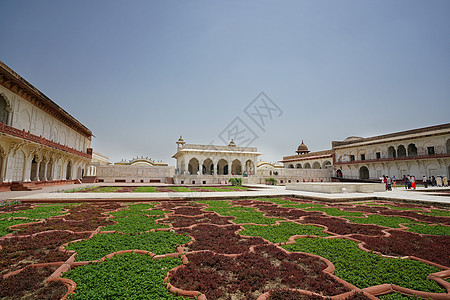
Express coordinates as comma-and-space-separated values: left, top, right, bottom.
0, 122, 92, 159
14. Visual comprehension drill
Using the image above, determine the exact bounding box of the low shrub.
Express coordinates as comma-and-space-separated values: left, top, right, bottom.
229, 177, 243, 186
265, 177, 278, 185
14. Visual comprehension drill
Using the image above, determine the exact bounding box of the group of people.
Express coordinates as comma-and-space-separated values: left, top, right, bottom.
380, 175, 396, 191
402, 175, 416, 190
422, 175, 449, 188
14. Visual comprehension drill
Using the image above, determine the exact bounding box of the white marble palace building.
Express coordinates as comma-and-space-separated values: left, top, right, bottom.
172, 137, 261, 185
0, 60, 93, 190
332, 123, 450, 180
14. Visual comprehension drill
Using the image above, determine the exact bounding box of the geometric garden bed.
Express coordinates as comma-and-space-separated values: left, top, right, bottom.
0, 197, 449, 299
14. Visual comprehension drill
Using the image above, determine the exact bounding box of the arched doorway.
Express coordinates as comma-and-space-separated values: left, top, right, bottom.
66, 162, 72, 180
47, 160, 53, 180
30, 156, 38, 181
188, 158, 199, 175
0, 94, 9, 124
203, 158, 214, 175
359, 166, 369, 179
245, 160, 255, 175
288, 164, 294, 168
388, 146, 396, 158
312, 162, 321, 169
336, 169, 342, 177
296, 163, 302, 169
304, 163, 311, 169
407, 144, 417, 156
397, 145, 406, 157
12, 151, 25, 182
217, 159, 228, 175
231, 159, 242, 175
446, 139, 450, 154
323, 161, 332, 168
39, 160, 46, 181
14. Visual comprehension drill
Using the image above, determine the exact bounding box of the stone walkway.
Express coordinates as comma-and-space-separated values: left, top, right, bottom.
3, 183, 449, 205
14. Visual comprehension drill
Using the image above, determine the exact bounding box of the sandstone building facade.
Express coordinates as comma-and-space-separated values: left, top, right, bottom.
0, 61, 92, 190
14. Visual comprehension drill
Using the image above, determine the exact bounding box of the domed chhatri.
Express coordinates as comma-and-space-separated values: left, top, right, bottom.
228, 139, 237, 147
296, 140, 310, 154
176, 136, 186, 149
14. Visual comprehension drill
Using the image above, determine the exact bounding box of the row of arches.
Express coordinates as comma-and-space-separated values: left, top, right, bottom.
3, 150, 83, 182
287, 160, 332, 169
387, 144, 418, 158
183, 158, 255, 176
339, 163, 450, 180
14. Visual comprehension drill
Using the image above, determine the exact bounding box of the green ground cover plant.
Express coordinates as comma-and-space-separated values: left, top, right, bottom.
282, 237, 445, 293
92, 187, 121, 193
282, 203, 325, 209
169, 186, 194, 192
101, 215, 168, 234
204, 205, 281, 224
197, 200, 234, 208
0, 218, 37, 237
134, 186, 158, 192
378, 292, 422, 299
406, 224, 450, 236
198, 186, 233, 192
252, 197, 299, 205
366, 204, 423, 211
67, 231, 191, 261
63, 186, 94, 193
225, 186, 248, 190
240, 222, 329, 243
345, 215, 420, 228
0, 204, 73, 220
420, 209, 450, 217
306, 207, 364, 217
252, 198, 325, 209
109, 203, 167, 217
64, 253, 186, 300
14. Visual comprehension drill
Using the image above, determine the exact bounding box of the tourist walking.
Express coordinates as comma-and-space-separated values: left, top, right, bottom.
386, 176, 392, 191
410, 176, 416, 190
436, 176, 443, 187
432, 176, 437, 186
443, 176, 448, 187
422, 175, 428, 188
403, 175, 410, 189
392, 176, 396, 188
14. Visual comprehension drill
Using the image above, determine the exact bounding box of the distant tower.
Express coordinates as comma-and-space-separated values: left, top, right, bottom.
296, 140, 310, 155
176, 136, 186, 150
228, 139, 236, 147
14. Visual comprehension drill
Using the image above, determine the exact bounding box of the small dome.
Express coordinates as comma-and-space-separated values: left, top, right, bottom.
296, 140, 310, 154
176, 136, 186, 145
228, 139, 236, 147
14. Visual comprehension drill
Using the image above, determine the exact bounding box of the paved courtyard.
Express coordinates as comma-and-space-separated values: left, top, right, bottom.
4, 183, 450, 206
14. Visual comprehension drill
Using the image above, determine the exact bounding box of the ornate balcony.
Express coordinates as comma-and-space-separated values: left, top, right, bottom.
0, 122, 92, 159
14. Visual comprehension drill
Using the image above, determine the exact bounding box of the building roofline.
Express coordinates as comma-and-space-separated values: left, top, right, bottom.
332, 123, 450, 149
0, 60, 92, 138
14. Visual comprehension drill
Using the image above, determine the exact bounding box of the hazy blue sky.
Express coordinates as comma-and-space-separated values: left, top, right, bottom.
1, 0, 449, 165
